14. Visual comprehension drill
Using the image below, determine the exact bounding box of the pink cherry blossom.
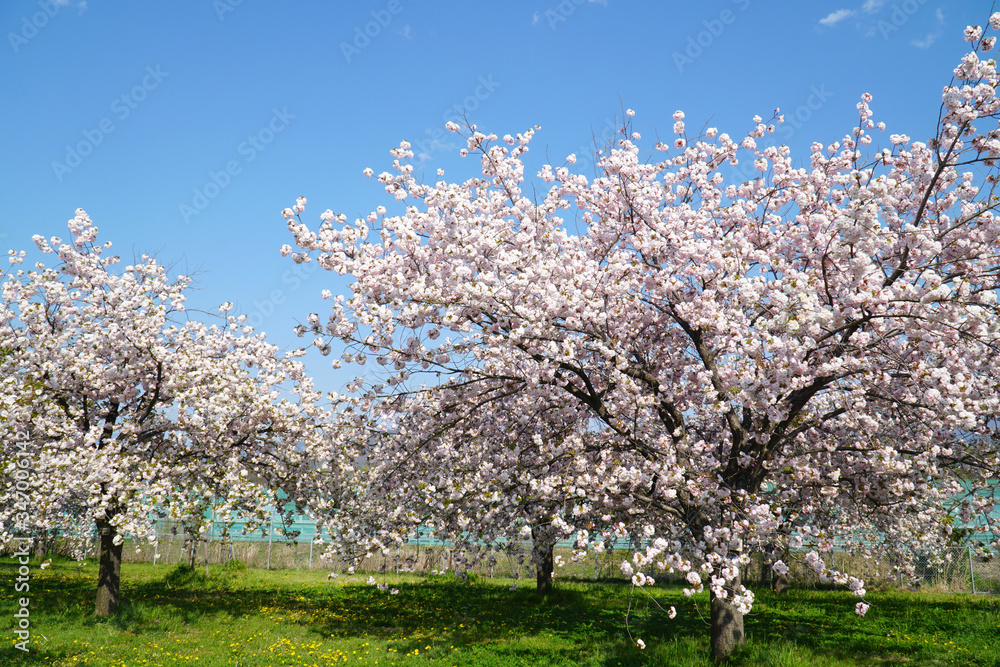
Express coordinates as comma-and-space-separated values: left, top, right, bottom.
1, 211, 329, 618
285, 20, 1000, 662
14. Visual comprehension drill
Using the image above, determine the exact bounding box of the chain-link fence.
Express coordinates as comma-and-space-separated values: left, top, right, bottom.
41, 514, 998, 594
79, 528, 632, 582
736, 545, 999, 595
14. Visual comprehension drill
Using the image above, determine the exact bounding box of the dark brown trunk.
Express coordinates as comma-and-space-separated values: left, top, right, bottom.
531, 528, 554, 596
94, 518, 122, 618
709, 571, 745, 662
773, 571, 789, 594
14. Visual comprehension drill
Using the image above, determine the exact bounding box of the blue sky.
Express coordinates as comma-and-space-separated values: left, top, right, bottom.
0, 0, 990, 392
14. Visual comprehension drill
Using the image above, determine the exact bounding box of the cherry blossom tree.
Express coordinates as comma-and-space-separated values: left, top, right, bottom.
286, 21, 1000, 661
0, 210, 330, 617
311, 385, 612, 594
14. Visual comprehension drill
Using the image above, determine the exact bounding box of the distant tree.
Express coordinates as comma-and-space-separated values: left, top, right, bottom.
286, 20, 1000, 661
0, 210, 329, 617
312, 387, 614, 594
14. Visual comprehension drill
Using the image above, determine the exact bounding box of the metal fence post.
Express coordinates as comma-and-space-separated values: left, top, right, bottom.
969, 545, 977, 594
267, 515, 273, 570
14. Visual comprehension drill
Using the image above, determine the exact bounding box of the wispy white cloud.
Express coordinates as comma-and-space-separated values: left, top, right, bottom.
912, 10, 944, 48
861, 0, 884, 13
531, 11, 541, 25
819, 9, 855, 27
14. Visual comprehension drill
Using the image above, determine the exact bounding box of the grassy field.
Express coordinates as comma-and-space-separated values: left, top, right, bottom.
1, 557, 999, 666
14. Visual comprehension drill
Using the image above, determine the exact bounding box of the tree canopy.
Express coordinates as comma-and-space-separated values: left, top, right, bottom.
285, 20, 1000, 661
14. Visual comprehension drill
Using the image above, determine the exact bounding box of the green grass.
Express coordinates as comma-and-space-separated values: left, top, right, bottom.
1, 557, 999, 666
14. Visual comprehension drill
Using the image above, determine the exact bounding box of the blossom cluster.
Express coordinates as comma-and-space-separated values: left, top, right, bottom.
283, 20, 1000, 634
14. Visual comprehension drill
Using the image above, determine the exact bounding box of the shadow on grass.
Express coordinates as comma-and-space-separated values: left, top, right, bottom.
4, 562, 999, 666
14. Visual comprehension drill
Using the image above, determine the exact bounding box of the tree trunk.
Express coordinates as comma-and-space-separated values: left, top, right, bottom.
94, 518, 122, 618
709, 572, 745, 662
33, 530, 49, 559
531, 527, 554, 596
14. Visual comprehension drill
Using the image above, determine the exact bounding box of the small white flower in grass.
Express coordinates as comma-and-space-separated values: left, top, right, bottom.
378, 583, 389, 591
509, 583, 519, 591
856, 602, 870, 616
390, 588, 399, 595
366, 576, 376, 586
668, 606, 677, 619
